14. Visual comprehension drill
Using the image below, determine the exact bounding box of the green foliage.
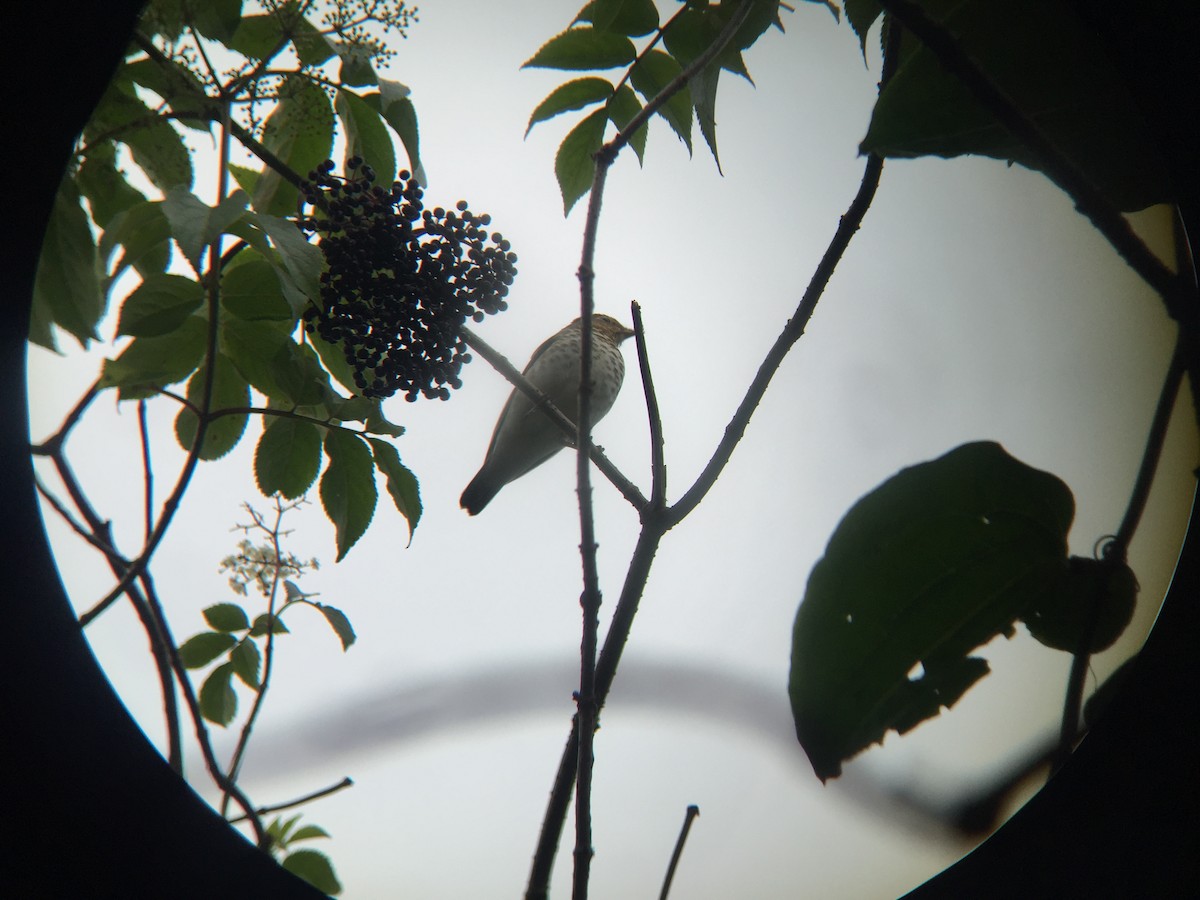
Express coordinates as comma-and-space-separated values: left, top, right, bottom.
320, 430, 378, 562
856, 0, 1172, 212
523, 0, 797, 213
32, 0, 427, 561
789, 442, 1078, 781
269, 812, 343, 895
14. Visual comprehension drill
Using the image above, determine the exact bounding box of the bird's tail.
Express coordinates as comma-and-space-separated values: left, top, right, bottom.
459, 472, 499, 516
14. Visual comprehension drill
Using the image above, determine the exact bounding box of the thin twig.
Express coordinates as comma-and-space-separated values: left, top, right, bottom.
659, 805, 701, 900
227, 776, 355, 824
138, 571, 267, 844
137, 399, 154, 542
631, 302, 667, 513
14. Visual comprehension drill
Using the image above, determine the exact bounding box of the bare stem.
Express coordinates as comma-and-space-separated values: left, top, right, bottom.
659, 805, 701, 900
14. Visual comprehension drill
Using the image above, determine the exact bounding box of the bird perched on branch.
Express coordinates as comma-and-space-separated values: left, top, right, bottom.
460, 314, 636, 515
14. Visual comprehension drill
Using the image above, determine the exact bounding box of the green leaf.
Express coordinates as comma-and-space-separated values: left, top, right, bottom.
221, 319, 325, 403
844, 0, 882, 55
254, 76, 334, 216
269, 813, 302, 846
76, 140, 148, 228
124, 56, 213, 130
203, 602, 251, 632
320, 429, 377, 562
336, 43, 377, 87
629, 50, 692, 152
161, 187, 248, 271
289, 824, 331, 843
527, 77, 614, 136
523, 26, 637, 71
116, 274, 205, 337
373, 81, 421, 178
255, 416, 323, 499
247, 212, 324, 312
607, 85, 648, 165
88, 83, 192, 191
101, 200, 173, 284
788, 441, 1074, 782
250, 613, 290, 637
316, 604, 356, 650
363, 402, 406, 438
307, 326, 361, 395
191, 0, 243, 42
33, 177, 105, 350
1023, 557, 1138, 654
369, 437, 421, 540
174, 352, 252, 460
578, 0, 660, 36
221, 255, 293, 321
101, 314, 208, 399
230, 639, 262, 689
554, 108, 608, 216
282, 849, 342, 895
199, 662, 238, 726
336, 88, 397, 185
860, 0, 1171, 212
179, 631, 238, 668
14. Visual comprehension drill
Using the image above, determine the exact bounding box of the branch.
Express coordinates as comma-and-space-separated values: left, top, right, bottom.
658, 805, 701, 900
227, 776, 355, 825
631, 302, 667, 512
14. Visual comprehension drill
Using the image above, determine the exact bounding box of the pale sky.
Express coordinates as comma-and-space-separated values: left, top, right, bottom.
28, 2, 1197, 897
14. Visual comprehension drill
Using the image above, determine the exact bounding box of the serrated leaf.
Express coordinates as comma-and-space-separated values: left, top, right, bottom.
221, 256, 293, 321
844, 0, 883, 55
231, 639, 262, 689
860, 0, 1171, 212
316, 604, 356, 651
373, 83, 421, 177
254, 76, 334, 216
101, 314, 208, 399
364, 402, 406, 438
336, 43, 377, 87
629, 50, 692, 152
161, 187, 249, 271
76, 140, 148, 229
33, 177, 105, 350
282, 849, 342, 895
88, 84, 191, 190
307, 326, 362, 395
526, 78, 614, 136
1023, 557, 1138, 654
221, 319, 324, 403
179, 631, 238, 668
191, 0, 243, 42
555, 108, 608, 216
100, 200, 172, 284
320, 430, 377, 562
116, 274, 205, 337
248, 212, 324, 312
789, 441, 1074, 782
369, 437, 421, 540
606, 84, 647, 164
203, 602, 251, 632
174, 352, 252, 461
523, 26, 637, 71
250, 613, 291, 637
199, 662, 238, 726
255, 416, 323, 498
578, 0, 660, 36
336, 88, 396, 185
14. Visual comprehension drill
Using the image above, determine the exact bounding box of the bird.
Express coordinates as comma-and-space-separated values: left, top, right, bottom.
460, 314, 636, 515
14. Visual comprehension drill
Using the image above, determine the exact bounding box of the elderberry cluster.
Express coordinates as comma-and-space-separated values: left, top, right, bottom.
299, 158, 518, 401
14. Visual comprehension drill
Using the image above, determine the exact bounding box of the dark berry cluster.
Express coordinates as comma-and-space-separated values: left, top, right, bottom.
298, 158, 517, 401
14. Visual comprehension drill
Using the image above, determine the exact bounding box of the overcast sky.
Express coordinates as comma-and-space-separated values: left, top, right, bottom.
28, 2, 1197, 897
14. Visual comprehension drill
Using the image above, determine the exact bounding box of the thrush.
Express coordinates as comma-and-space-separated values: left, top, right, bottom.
460, 314, 636, 515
